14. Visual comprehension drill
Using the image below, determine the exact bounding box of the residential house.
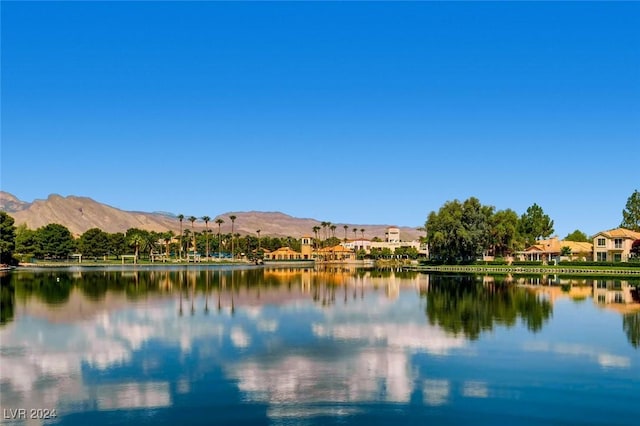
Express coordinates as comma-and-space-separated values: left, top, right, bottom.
519, 237, 593, 263
592, 227, 640, 262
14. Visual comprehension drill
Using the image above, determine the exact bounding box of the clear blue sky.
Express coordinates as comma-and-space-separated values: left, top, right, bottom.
2, 1, 639, 238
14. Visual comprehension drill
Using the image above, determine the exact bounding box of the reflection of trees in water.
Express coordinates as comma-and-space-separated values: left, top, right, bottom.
421, 275, 553, 340
623, 313, 640, 348
0, 273, 14, 325
13, 271, 73, 305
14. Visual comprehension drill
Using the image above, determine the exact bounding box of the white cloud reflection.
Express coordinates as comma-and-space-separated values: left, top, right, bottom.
523, 341, 631, 369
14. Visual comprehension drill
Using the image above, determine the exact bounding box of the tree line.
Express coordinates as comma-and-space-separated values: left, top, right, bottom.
424, 190, 640, 263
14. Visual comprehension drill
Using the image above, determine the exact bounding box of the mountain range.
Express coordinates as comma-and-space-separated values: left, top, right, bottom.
0, 192, 423, 241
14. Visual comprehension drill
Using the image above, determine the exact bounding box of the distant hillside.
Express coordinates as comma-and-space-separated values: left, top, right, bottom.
1, 192, 423, 240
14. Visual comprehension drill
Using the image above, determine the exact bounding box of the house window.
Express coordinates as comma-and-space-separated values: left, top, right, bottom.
613, 253, 622, 262
597, 238, 606, 247
597, 295, 606, 303
614, 238, 623, 249
597, 280, 607, 289
596, 252, 607, 262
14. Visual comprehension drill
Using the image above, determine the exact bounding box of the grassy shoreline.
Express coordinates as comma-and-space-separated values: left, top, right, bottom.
405, 264, 640, 276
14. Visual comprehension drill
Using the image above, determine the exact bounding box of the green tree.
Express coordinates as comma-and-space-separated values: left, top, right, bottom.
188, 216, 197, 252
564, 229, 589, 242
215, 218, 224, 257
202, 216, 211, 258
229, 215, 237, 259
426, 197, 493, 263
489, 209, 520, 256
620, 189, 640, 231
126, 228, 147, 260
177, 214, 185, 259
78, 228, 110, 258
0, 212, 17, 264
35, 224, 75, 259
518, 203, 554, 246
108, 233, 127, 258
560, 246, 572, 256
14, 224, 38, 260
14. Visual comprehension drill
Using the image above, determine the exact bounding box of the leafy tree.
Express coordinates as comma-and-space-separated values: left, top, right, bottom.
0, 212, 17, 264
78, 228, 110, 258
560, 246, 572, 256
489, 209, 521, 256
35, 224, 75, 259
108, 233, 127, 258
564, 229, 589, 242
631, 240, 640, 259
518, 203, 554, 246
620, 189, 640, 231
426, 197, 493, 263
14, 224, 38, 260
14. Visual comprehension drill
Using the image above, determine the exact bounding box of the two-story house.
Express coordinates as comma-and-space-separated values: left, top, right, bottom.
592, 227, 640, 262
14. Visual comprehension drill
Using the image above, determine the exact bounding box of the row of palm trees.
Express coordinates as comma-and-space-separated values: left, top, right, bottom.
176, 214, 254, 260
312, 222, 366, 249
173, 216, 369, 259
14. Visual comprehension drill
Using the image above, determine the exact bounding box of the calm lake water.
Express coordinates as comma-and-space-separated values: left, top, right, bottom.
1, 267, 639, 425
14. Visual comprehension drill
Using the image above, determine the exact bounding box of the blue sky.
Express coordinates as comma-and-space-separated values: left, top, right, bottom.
2, 1, 639, 237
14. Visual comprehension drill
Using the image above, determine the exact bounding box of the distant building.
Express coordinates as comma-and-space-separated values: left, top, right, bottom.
342, 226, 427, 257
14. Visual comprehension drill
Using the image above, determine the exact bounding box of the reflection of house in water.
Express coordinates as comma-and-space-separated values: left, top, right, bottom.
593, 280, 640, 311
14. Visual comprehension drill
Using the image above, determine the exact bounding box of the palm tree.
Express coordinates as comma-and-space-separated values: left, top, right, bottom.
177, 214, 184, 260
330, 224, 337, 239
163, 231, 174, 257
188, 216, 197, 254
215, 218, 224, 258
360, 228, 365, 240
229, 215, 237, 259
127, 232, 145, 263
343, 225, 349, 242
321, 221, 329, 242
202, 216, 211, 259
256, 229, 261, 252
312, 226, 321, 249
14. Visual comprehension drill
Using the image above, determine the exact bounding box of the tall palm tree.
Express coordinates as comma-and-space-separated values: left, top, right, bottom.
321, 221, 329, 242
312, 226, 321, 249
256, 229, 261, 252
177, 214, 184, 260
330, 224, 337, 239
215, 218, 224, 258
127, 232, 145, 263
163, 231, 174, 257
229, 215, 237, 259
188, 216, 197, 254
343, 225, 349, 242
360, 228, 365, 240
202, 216, 211, 259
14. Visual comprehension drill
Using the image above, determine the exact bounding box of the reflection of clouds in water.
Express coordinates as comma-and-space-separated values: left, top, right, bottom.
523, 341, 631, 369
96, 382, 171, 410
0, 302, 226, 422
257, 319, 278, 332
229, 348, 413, 413
423, 379, 450, 406
312, 323, 466, 356
462, 381, 489, 398
231, 326, 251, 348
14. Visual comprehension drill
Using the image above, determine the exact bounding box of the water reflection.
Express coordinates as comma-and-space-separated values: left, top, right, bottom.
0, 267, 638, 425
420, 274, 553, 339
